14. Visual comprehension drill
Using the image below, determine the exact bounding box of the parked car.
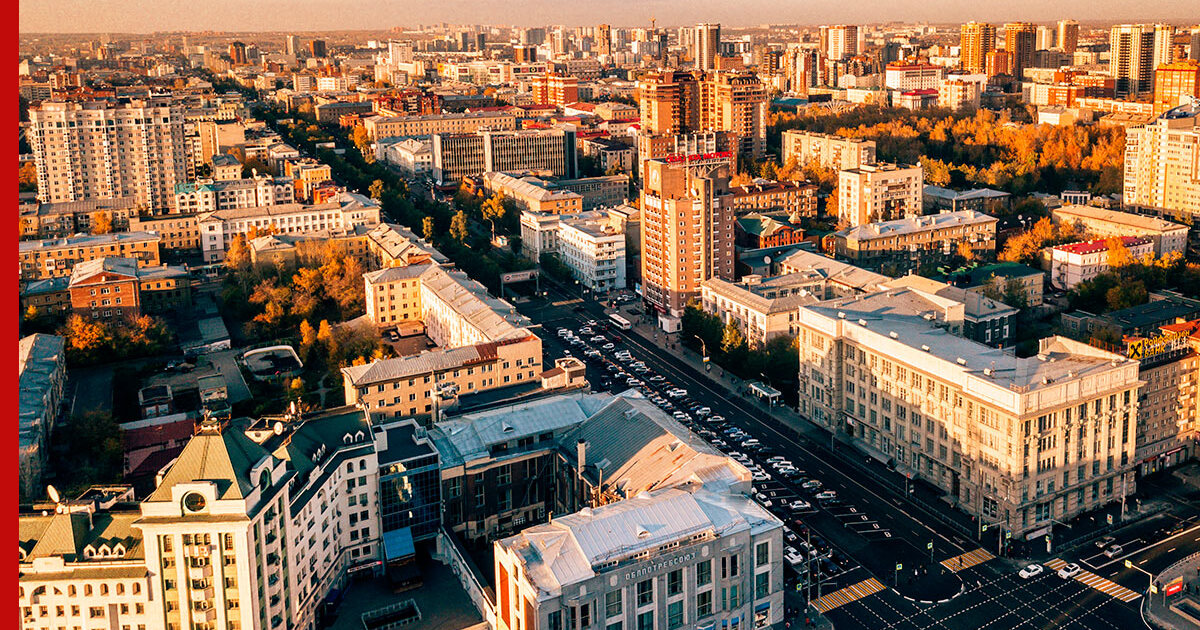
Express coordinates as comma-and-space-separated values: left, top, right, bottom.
1095, 536, 1117, 549
1103, 544, 1123, 558
815, 490, 838, 501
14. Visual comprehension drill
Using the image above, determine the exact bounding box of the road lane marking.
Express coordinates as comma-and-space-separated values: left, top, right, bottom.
1043, 558, 1141, 603
811, 577, 885, 613
940, 548, 994, 572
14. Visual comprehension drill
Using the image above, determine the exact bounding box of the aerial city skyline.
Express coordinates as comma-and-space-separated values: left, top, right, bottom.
16, 9, 1200, 630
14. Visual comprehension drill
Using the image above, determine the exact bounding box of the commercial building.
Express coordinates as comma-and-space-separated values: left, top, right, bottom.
637, 70, 767, 162
1122, 104, 1200, 223
377, 137, 433, 176
837, 162, 924, 227
1153, 60, 1200, 114
1051, 204, 1188, 256
1048, 237, 1155, 290
19, 231, 162, 282
639, 155, 735, 321
530, 73, 579, 107
961, 22, 997, 74
1128, 320, 1200, 477
280, 158, 333, 203
197, 191, 382, 262
432, 127, 578, 184
67, 257, 192, 322
1110, 24, 1158, 98
700, 273, 824, 347
832, 210, 998, 274
781, 131, 876, 171
520, 209, 627, 292
173, 176, 295, 214
880, 275, 1019, 348
28, 98, 188, 211
18, 333, 66, 498
494, 390, 784, 630
362, 110, 518, 140
794, 290, 1143, 537
923, 186, 1011, 215
1003, 23, 1037, 81
364, 222, 450, 269
635, 131, 738, 179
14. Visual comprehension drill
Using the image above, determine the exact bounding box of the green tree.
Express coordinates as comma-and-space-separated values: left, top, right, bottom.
721, 321, 746, 354
450, 209, 469, 244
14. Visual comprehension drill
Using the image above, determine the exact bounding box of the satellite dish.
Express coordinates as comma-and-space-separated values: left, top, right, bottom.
763, 255, 771, 265
47, 485, 60, 504
273, 421, 284, 436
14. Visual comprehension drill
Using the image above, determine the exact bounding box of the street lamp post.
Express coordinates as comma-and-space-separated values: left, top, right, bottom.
692, 334, 709, 369
1125, 560, 1154, 597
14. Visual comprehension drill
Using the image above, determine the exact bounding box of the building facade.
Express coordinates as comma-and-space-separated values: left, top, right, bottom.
781, 131, 876, 172
832, 210, 998, 274
19, 232, 163, 282
1048, 237, 1155, 290
837, 163, 924, 227
1122, 106, 1200, 223
432, 128, 578, 184
197, 192, 381, 262
1051, 204, 1188, 257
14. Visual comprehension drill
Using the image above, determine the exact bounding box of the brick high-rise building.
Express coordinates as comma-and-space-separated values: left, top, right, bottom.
639, 155, 735, 319
960, 22, 997, 74
986, 50, 1013, 77
228, 41, 247, 65
308, 38, 327, 58
595, 23, 612, 57
822, 24, 859, 61
1110, 24, 1157, 98
701, 72, 768, 160
28, 99, 187, 211
1154, 60, 1200, 114
1003, 22, 1036, 80
530, 73, 580, 107
1058, 20, 1080, 54
637, 70, 702, 135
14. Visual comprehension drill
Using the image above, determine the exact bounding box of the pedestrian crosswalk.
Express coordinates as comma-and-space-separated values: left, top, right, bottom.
940, 548, 994, 572
811, 577, 886, 613
1044, 558, 1142, 602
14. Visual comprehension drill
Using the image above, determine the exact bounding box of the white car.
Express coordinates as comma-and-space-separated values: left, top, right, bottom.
765, 456, 789, 463
801, 480, 823, 491
815, 490, 838, 501
1018, 564, 1044, 579
1057, 563, 1082, 579
752, 471, 771, 482
789, 500, 813, 512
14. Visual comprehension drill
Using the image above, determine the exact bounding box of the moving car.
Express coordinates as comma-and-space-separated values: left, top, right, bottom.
1018, 564, 1043, 579
1057, 563, 1082, 579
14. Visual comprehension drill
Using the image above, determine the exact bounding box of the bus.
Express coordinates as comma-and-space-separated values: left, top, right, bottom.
608, 313, 632, 330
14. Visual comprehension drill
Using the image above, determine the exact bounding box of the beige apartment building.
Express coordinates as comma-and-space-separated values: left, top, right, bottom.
483, 171, 583, 214
637, 70, 767, 161
28, 99, 188, 211
128, 214, 201, 253
700, 273, 825, 348
1123, 106, 1200, 223
838, 162, 925, 227
18, 197, 139, 240
782, 131, 877, 172
349, 264, 541, 421
960, 22, 997, 74
639, 155, 735, 321
795, 289, 1143, 537
197, 191, 382, 262
362, 110, 518, 140
19, 232, 162, 282
174, 176, 295, 215
832, 210, 998, 273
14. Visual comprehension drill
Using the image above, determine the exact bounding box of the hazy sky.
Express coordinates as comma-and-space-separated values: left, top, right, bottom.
18, 0, 1196, 33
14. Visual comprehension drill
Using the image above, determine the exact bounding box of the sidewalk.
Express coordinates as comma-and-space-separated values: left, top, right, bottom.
1146, 552, 1200, 630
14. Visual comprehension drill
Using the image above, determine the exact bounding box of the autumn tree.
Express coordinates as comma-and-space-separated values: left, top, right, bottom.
369, 179, 385, 201
18, 161, 37, 192
1106, 237, 1133, 268
351, 125, 371, 155
298, 319, 318, 357
481, 192, 507, 239
225, 234, 252, 274
91, 211, 113, 235
62, 314, 111, 362
422, 216, 435, 241
449, 209, 469, 244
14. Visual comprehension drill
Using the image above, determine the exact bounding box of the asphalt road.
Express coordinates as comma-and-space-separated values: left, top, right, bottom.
515, 286, 1199, 629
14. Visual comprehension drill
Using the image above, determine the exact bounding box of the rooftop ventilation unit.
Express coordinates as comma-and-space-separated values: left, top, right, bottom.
921, 345, 931, 352
889, 331, 898, 339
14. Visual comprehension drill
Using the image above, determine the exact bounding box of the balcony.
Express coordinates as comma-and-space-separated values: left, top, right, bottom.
189, 587, 215, 601
188, 564, 213, 580
191, 606, 217, 624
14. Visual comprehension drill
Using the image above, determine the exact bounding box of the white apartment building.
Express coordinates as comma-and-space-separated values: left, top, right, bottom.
781, 130, 876, 171
1123, 105, 1200, 223
28, 99, 188, 211
198, 191, 381, 262
1051, 204, 1188, 256
795, 289, 1143, 537
494, 485, 784, 630
174, 176, 295, 215
938, 78, 983, 111
362, 111, 518, 141
1049, 237, 1155, 290
838, 162, 925, 227
20, 408, 384, 630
